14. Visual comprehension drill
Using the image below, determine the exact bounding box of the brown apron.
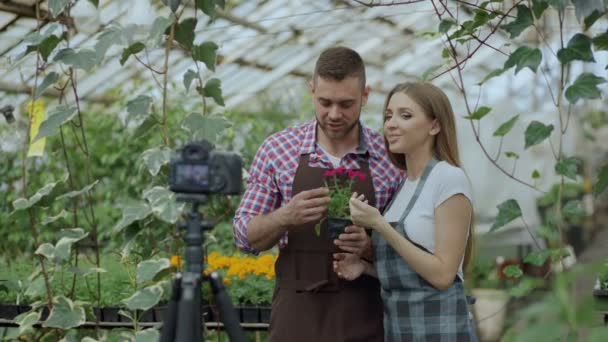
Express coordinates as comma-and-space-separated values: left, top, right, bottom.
269, 154, 384, 342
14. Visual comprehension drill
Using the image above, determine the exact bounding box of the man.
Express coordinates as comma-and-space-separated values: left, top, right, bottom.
233, 46, 401, 341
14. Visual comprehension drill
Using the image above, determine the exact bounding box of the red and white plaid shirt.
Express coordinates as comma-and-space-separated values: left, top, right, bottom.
233, 120, 403, 254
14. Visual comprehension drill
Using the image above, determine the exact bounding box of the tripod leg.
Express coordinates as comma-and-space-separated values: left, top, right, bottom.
175, 272, 203, 342
208, 272, 247, 342
160, 274, 181, 342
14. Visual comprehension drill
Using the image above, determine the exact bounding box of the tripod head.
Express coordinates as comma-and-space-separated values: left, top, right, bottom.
160, 195, 246, 342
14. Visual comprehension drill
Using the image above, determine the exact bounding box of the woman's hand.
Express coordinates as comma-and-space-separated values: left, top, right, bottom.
333, 253, 365, 280
349, 192, 383, 230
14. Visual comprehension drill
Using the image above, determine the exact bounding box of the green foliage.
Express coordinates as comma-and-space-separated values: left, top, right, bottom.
493, 115, 519, 137
463, 106, 491, 120
42, 296, 86, 329
524, 121, 554, 149
565, 73, 606, 104
501, 5, 533, 38
504, 46, 543, 74
491, 199, 522, 232
599, 261, 608, 290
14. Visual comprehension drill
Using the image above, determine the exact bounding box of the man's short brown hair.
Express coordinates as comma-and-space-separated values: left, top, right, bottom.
313, 47, 366, 89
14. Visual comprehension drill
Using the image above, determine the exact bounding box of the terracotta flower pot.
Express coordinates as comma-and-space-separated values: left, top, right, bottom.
327, 217, 352, 241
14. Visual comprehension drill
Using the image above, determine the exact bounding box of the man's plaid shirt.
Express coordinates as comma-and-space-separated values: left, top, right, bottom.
233, 120, 403, 254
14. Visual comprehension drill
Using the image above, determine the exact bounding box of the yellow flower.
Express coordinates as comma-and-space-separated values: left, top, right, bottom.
170, 255, 182, 269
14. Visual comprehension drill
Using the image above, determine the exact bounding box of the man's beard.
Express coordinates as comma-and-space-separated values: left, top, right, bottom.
317, 119, 359, 139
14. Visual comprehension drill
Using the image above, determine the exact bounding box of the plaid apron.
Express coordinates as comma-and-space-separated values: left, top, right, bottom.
373, 159, 477, 342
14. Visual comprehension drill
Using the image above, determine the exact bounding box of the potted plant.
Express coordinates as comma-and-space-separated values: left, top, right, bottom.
594, 260, 608, 325
316, 167, 367, 239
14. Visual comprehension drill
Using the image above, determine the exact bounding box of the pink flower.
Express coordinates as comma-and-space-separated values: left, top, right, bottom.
323, 169, 335, 177
357, 172, 366, 181
335, 167, 345, 175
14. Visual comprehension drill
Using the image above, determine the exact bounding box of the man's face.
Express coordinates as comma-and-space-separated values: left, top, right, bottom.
310, 76, 370, 140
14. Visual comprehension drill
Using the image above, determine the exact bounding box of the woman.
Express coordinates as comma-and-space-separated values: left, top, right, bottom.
334, 82, 477, 341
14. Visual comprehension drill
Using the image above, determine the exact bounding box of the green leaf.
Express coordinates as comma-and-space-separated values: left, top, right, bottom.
524, 249, 552, 266
49, 0, 70, 17
181, 112, 231, 142
12, 177, 66, 212
122, 285, 163, 311
34, 72, 59, 100
438, 19, 456, 33
67, 266, 107, 277
43, 296, 85, 329
493, 114, 519, 137
509, 277, 544, 298
565, 73, 606, 104
477, 68, 505, 85
193, 42, 218, 71
524, 121, 554, 149
557, 34, 595, 64
175, 18, 197, 49
88, 0, 99, 7
570, 0, 606, 22
53, 48, 97, 71
584, 10, 603, 30
41, 209, 69, 225
463, 106, 491, 120
39, 34, 62, 61
34, 105, 78, 142
196, 0, 217, 18
202, 78, 224, 106
132, 115, 159, 140
505, 151, 519, 159
531, 0, 549, 19
183, 69, 198, 92
36, 243, 56, 260
141, 147, 171, 176
24, 24, 59, 45
15, 311, 40, 335
491, 199, 522, 232
127, 95, 152, 118
555, 157, 580, 180
532, 169, 541, 179
55, 228, 88, 261
57, 180, 99, 200
593, 32, 608, 51
148, 16, 174, 45
143, 187, 184, 224
504, 46, 542, 74
136, 329, 160, 342
547, 0, 567, 12
503, 264, 523, 278
94, 25, 123, 62
120, 42, 146, 65
136, 259, 171, 284
113, 201, 152, 233
593, 164, 608, 197
162, 0, 181, 12
563, 200, 585, 221
501, 5, 533, 38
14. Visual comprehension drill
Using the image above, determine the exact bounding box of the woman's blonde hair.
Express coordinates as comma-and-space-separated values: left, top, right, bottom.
382, 82, 474, 270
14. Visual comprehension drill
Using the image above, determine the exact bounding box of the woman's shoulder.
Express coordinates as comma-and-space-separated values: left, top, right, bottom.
432, 161, 468, 181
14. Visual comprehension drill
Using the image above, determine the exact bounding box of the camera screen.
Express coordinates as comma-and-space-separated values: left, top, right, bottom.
175, 164, 209, 187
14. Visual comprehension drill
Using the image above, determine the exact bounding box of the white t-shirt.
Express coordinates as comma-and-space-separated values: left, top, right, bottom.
383, 161, 473, 280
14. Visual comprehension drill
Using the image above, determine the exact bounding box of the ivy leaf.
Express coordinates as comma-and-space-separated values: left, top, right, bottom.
594, 164, 608, 198
127, 95, 152, 118
39, 34, 63, 61
438, 19, 456, 33
57, 180, 99, 200
201, 78, 224, 106
557, 34, 595, 64
175, 18, 197, 50
141, 147, 172, 176
94, 25, 123, 63
503, 265, 523, 278
120, 42, 146, 65
504, 46, 542, 74
570, 0, 606, 22
477, 68, 505, 85
54, 48, 97, 71
501, 5, 533, 38
122, 285, 163, 311
505, 151, 520, 159
524, 121, 554, 149
593, 32, 608, 51
565, 73, 606, 104
43, 296, 85, 329
113, 201, 152, 233
136, 259, 171, 284
493, 114, 519, 137
181, 112, 231, 142
532, 169, 541, 179
531, 0, 549, 19
183, 69, 198, 92
55, 228, 88, 262
34, 72, 59, 100
524, 249, 552, 266
463, 106, 491, 120
196, 0, 217, 19
14, 311, 40, 335
143, 186, 184, 224
34, 105, 78, 142
162, 0, 181, 12
555, 157, 580, 180
193, 42, 218, 71
491, 199, 522, 232
49, 0, 70, 18
563, 200, 585, 221
148, 16, 174, 46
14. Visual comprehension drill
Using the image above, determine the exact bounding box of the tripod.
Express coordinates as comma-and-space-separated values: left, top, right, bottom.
160, 194, 247, 342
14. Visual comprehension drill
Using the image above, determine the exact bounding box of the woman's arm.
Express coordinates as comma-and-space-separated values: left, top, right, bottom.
350, 194, 471, 291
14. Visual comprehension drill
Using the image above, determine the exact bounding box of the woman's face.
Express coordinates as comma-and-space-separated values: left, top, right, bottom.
383, 92, 438, 155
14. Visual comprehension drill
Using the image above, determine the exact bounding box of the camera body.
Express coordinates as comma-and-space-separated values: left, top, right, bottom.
169, 140, 242, 195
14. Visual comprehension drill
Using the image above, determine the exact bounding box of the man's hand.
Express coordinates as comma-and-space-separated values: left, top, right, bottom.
333, 253, 365, 280
278, 187, 330, 229
334, 225, 372, 258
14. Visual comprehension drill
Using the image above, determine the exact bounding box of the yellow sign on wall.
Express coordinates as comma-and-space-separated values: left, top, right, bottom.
27, 100, 46, 157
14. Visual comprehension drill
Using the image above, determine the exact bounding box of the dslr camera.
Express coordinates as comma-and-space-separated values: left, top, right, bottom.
169, 140, 242, 195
